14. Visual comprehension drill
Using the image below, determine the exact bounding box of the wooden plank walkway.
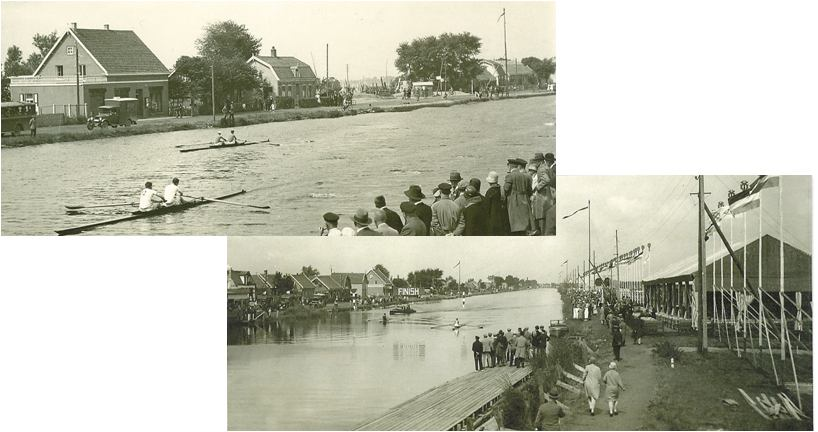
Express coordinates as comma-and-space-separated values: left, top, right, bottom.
355, 366, 532, 431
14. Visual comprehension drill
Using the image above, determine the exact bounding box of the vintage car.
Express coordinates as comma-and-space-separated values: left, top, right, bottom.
87, 97, 138, 130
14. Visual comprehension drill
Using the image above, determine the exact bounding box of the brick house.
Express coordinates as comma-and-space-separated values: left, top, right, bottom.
10, 23, 169, 118
247, 46, 319, 106
331, 273, 368, 299
365, 268, 392, 298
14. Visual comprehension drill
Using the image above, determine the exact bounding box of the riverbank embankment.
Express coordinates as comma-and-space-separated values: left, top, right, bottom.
2, 91, 551, 149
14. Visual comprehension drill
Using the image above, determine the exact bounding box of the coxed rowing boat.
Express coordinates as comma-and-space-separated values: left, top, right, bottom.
55, 190, 246, 236
180, 139, 271, 153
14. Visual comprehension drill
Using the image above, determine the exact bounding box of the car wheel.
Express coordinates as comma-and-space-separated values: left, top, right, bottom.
87, 123, 94, 131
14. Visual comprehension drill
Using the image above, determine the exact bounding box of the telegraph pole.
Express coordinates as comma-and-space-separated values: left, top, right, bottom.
697, 175, 708, 353
615, 230, 620, 298
502, 7, 509, 96
326, 44, 329, 80
75, 45, 80, 117
587, 200, 592, 291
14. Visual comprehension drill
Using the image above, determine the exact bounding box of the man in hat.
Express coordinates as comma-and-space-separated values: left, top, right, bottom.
321, 212, 342, 236
403, 185, 432, 234
544, 152, 556, 235
374, 195, 403, 232
399, 201, 427, 236
449, 171, 467, 199
454, 178, 481, 208
430, 183, 465, 236
484, 171, 508, 235
351, 208, 381, 236
372, 208, 398, 236
471, 336, 484, 371
504, 158, 532, 235
534, 388, 565, 430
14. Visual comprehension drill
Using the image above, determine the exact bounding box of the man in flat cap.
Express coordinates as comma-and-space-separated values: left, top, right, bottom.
430, 183, 465, 236
399, 201, 427, 236
321, 212, 342, 236
504, 158, 532, 235
403, 184, 432, 234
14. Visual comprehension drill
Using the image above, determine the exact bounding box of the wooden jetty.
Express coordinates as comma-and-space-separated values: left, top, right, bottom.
355, 366, 531, 431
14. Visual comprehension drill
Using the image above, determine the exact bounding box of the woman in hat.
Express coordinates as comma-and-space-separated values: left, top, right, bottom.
484, 171, 509, 235
602, 361, 626, 417
582, 356, 602, 415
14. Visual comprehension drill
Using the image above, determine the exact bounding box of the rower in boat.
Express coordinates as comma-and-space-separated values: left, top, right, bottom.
163, 177, 188, 206
454, 318, 461, 328
382, 313, 388, 325
225, 129, 246, 145
138, 181, 166, 212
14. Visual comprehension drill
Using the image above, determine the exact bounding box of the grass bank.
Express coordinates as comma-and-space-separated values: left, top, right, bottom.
1, 92, 551, 149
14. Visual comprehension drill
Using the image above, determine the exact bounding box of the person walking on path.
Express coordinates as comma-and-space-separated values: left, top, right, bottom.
582, 357, 603, 416
29, 116, 36, 137
472, 336, 484, 371
534, 388, 565, 431
612, 327, 625, 361
602, 362, 626, 417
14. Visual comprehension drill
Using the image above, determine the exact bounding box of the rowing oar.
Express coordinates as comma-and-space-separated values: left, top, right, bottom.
198, 196, 271, 209
64, 202, 136, 210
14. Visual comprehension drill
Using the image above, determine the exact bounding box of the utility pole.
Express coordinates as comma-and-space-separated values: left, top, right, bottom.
587, 200, 592, 292
697, 175, 708, 353
326, 44, 329, 81
615, 230, 620, 298
211, 64, 216, 123
75, 44, 80, 117
502, 7, 509, 97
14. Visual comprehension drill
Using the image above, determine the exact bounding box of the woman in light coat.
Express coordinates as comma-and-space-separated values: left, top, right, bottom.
514, 331, 530, 367
582, 357, 603, 415
602, 361, 626, 417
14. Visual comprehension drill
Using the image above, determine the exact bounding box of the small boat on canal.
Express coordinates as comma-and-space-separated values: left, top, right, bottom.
56, 190, 249, 236
389, 304, 416, 315
179, 139, 274, 153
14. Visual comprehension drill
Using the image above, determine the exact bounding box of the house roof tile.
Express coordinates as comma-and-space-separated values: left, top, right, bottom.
72, 28, 168, 75
253, 55, 317, 79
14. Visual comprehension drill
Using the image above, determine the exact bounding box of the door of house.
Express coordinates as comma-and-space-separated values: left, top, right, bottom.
88, 89, 106, 115
135, 89, 144, 117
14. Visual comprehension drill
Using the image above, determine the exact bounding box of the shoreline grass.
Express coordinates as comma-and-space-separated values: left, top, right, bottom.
1, 92, 551, 149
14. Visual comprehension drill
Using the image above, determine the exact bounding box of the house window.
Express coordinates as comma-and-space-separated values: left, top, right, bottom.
115, 88, 130, 98
79, 64, 86, 76
20, 93, 38, 103
66, 46, 75, 56
56, 65, 64, 76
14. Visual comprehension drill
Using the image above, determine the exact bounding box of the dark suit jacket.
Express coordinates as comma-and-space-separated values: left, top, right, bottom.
356, 227, 382, 236
382, 207, 404, 232
400, 216, 428, 236
463, 196, 489, 236
415, 202, 432, 234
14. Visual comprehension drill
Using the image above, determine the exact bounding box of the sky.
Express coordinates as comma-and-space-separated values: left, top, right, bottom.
1, 1, 555, 78
228, 176, 811, 284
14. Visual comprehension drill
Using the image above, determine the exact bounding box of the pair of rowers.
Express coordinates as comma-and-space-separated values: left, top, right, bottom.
138, 178, 191, 212
215, 130, 245, 145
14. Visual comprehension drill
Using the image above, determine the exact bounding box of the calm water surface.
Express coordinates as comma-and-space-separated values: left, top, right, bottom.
227, 288, 562, 430
2, 96, 555, 235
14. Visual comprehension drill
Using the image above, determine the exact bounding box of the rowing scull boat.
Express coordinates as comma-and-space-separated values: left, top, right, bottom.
179, 139, 272, 153
55, 190, 247, 236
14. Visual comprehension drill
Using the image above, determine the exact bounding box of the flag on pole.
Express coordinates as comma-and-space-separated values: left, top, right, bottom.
727, 175, 779, 215
563, 205, 589, 219
705, 205, 731, 236
453, 261, 461, 269
497, 10, 505, 23
562, 260, 568, 265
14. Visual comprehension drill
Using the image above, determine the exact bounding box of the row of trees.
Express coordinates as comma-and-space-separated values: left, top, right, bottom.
1, 31, 59, 101
520, 56, 556, 83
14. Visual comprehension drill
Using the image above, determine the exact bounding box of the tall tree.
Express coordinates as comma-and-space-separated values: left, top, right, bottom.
2, 46, 33, 101
395, 32, 482, 90
392, 277, 409, 288
272, 272, 294, 295
374, 264, 390, 279
407, 268, 443, 288
25, 31, 59, 72
196, 20, 262, 61
301, 265, 320, 279
521, 56, 556, 83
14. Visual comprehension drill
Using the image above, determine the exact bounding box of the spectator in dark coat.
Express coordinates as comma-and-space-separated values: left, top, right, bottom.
462, 186, 488, 236
472, 336, 484, 371
484, 171, 509, 235
374, 195, 403, 232
504, 158, 532, 235
399, 201, 427, 236
404, 185, 432, 234
612, 327, 625, 361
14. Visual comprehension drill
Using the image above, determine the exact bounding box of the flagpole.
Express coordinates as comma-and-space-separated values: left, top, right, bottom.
779, 177, 785, 360
502, 7, 509, 97
615, 230, 620, 299
758, 190, 763, 347
743, 208, 748, 337
588, 200, 591, 295
698, 175, 708, 353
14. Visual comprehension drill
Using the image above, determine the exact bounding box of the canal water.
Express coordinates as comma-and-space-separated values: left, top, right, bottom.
227, 288, 563, 430
1, 96, 555, 235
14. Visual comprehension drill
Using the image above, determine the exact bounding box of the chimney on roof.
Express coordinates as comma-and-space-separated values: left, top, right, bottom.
104, 24, 110, 30
71, 22, 77, 30
270, 46, 277, 58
